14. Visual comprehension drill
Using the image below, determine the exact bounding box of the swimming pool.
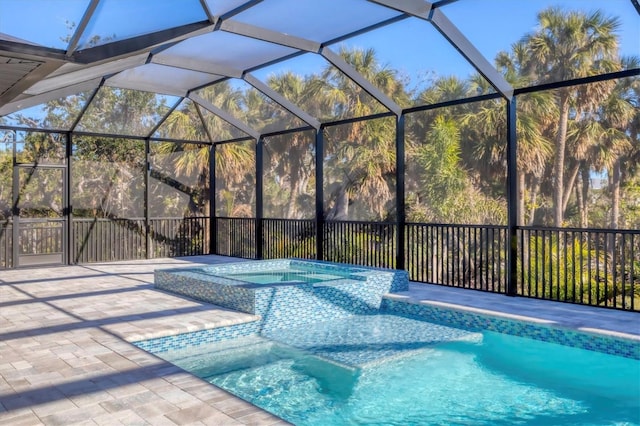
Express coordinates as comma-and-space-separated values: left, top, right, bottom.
142, 260, 640, 425
140, 312, 640, 425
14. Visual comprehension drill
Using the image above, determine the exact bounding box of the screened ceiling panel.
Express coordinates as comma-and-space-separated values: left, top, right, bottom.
106, 64, 224, 97
252, 53, 387, 122
77, 0, 208, 50
155, 31, 299, 73
0, 0, 90, 49
153, 98, 210, 142
76, 87, 178, 136
231, 0, 403, 43
26, 54, 148, 95
2, 90, 94, 131
329, 17, 496, 107
444, 0, 640, 88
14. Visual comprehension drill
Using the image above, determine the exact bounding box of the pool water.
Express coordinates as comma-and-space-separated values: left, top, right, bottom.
216, 268, 345, 285
158, 314, 640, 425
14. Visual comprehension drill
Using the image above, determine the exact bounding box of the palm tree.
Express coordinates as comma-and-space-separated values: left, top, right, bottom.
598, 57, 640, 230
263, 72, 320, 219
522, 7, 621, 226
321, 48, 407, 221
159, 82, 256, 218
463, 42, 556, 227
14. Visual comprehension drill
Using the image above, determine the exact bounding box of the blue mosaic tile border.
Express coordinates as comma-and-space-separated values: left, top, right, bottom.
134, 321, 260, 353
154, 259, 409, 322
381, 298, 640, 360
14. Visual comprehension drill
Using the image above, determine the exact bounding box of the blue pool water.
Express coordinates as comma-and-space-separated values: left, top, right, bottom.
156, 314, 640, 426
216, 268, 346, 285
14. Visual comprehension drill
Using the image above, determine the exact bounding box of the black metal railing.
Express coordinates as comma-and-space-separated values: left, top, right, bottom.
215, 217, 256, 259
0, 221, 13, 269
406, 223, 508, 292
263, 218, 316, 260
18, 219, 64, 255
73, 217, 211, 263
150, 216, 209, 258
17, 219, 65, 266
518, 227, 639, 311
324, 221, 397, 269
73, 218, 146, 263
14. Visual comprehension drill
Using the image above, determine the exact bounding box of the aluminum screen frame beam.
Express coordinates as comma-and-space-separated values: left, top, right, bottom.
320, 46, 403, 116
65, 0, 100, 58
151, 55, 243, 78
367, 0, 432, 19
0, 76, 100, 116
26, 53, 149, 95
243, 73, 321, 130
218, 20, 321, 52
368, 0, 512, 100
217, 0, 264, 22
189, 93, 260, 140
218, 20, 404, 117
198, 0, 217, 24
154, 59, 320, 133
430, 8, 513, 100
73, 21, 213, 64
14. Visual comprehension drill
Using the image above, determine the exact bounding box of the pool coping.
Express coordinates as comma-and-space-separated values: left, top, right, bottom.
391, 282, 640, 341
384, 294, 640, 342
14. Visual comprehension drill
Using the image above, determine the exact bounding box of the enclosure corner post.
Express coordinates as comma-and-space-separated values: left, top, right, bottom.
209, 144, 217, 255
66, 132, 74, 265
315, 128, 325, 261
255, 137, 264, 260
11, 142, 18, 268
395, 114, 406, 271
506, 97, 518, 296
144, 138, 151, 260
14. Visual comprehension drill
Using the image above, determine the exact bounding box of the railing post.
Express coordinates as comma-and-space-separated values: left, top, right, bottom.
315, 128, 324, 260
256, 137, 264, 260
396, 114, 406, 270
506, 97, 518, 296
209, 144, 217, 255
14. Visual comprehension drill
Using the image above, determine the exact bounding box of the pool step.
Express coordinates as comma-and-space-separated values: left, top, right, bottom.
263, 314, 483, 369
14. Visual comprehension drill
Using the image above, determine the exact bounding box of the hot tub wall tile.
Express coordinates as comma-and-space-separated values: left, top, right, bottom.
154, 260, 409, 328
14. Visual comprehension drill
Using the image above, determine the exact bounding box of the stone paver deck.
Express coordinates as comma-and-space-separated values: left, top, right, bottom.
1, 255, 638, 425
0, 256, 288, 426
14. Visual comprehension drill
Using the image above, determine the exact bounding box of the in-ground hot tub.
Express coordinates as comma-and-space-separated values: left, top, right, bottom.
154, 259, 409, 332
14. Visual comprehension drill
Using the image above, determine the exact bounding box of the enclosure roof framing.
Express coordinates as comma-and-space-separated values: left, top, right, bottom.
189, 93, 259, 140
0, 0, 637, 138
